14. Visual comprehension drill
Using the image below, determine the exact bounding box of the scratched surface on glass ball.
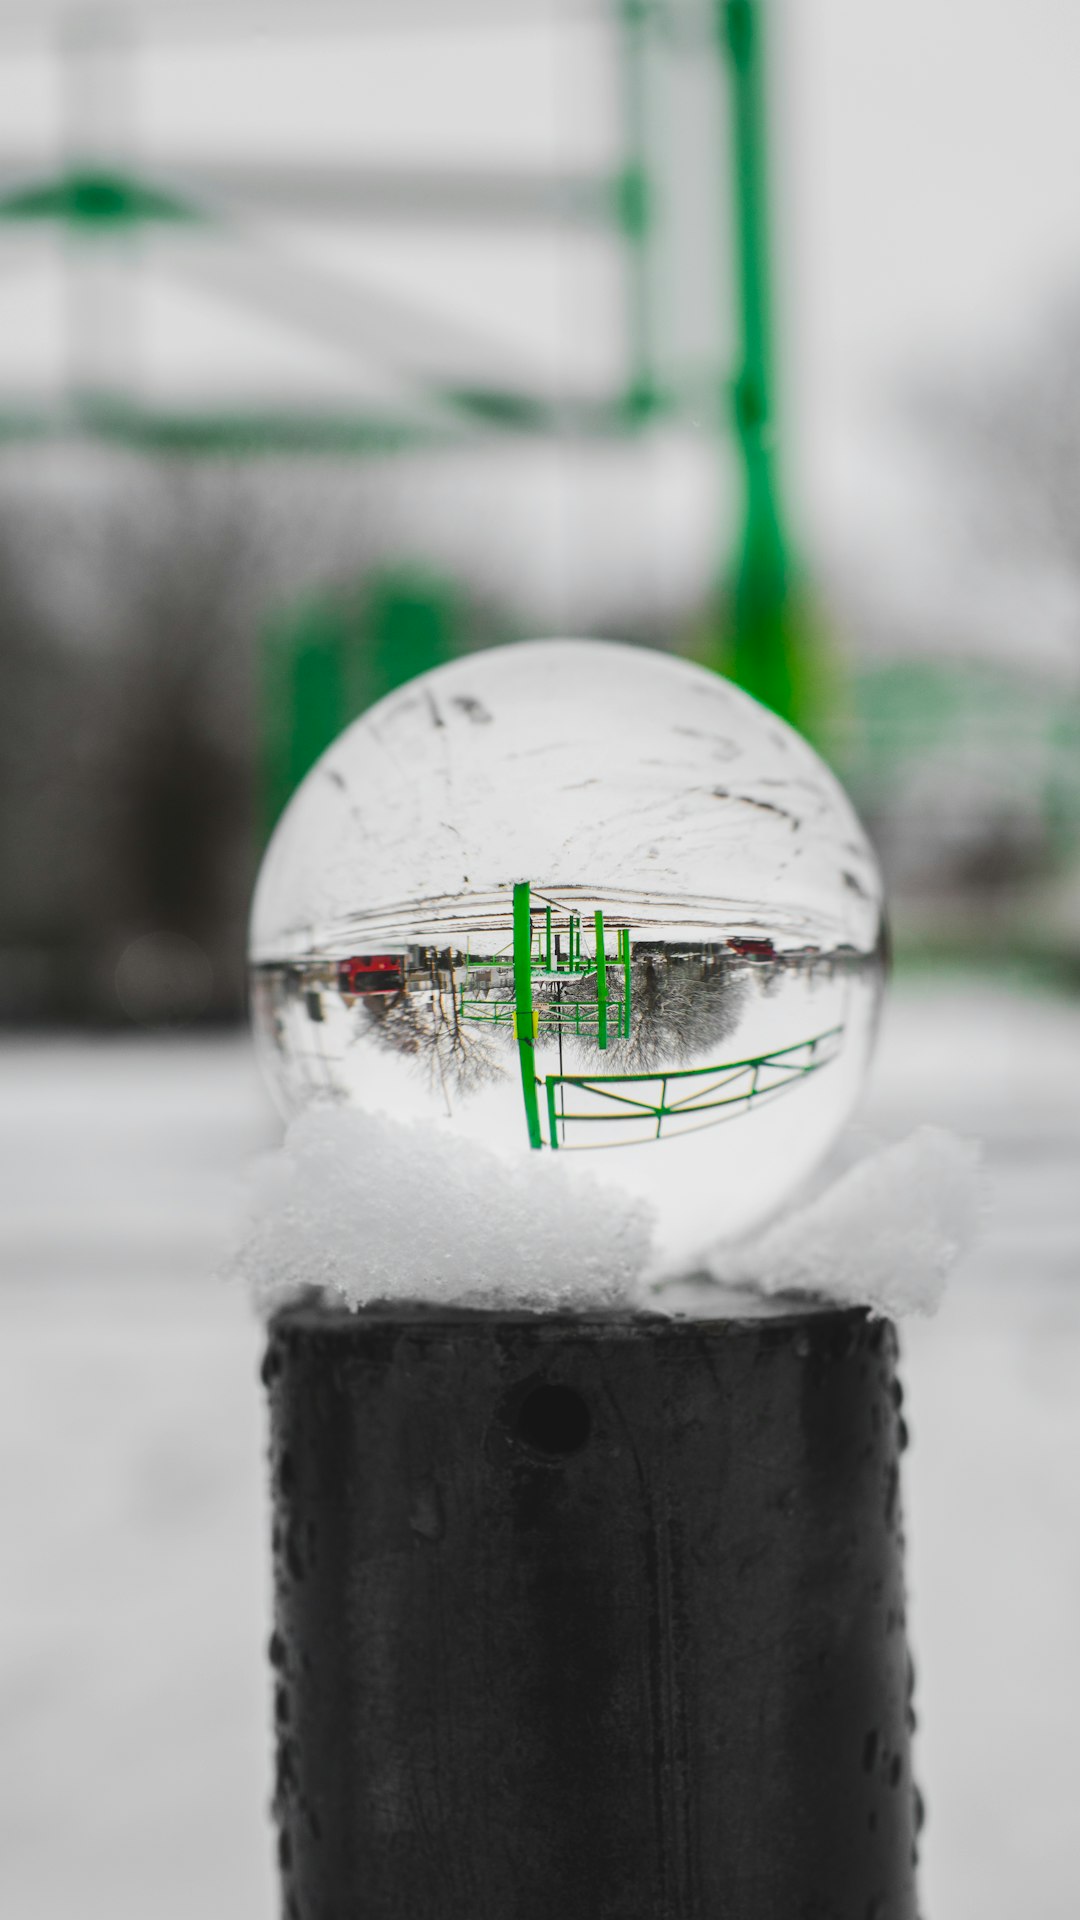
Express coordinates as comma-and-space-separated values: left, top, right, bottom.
249, 639, 886, 1267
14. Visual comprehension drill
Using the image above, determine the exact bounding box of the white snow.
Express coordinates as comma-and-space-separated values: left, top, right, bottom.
235, 1107, 979, 1321
236, 1103, 653, 1317
699, 1124, 982, 1317
0, 1033, 277, 1283
0, 1277, 274, 1920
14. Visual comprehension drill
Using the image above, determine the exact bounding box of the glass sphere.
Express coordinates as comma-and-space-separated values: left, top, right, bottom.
249, 639, 886, 1271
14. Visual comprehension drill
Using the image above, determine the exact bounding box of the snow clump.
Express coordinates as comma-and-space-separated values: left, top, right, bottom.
700, 1125, 981, 1316
235, 1104, 654, 1317
232, 1112, 980, 1320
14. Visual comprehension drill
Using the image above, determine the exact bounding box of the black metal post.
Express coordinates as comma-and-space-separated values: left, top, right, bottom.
263, 1304, 918, 1919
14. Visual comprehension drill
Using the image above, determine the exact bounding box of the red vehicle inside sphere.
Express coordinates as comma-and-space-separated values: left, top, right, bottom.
727, 936, 776, 960
337, 955, 405, 996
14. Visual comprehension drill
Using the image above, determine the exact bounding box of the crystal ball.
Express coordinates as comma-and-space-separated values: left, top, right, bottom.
249, 639, 886, 1270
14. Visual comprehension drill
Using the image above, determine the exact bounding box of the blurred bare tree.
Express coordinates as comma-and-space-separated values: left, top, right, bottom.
0, 458, 276, 1021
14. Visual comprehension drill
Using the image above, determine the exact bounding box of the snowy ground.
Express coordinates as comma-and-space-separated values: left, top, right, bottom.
1, 980, 1078, 1920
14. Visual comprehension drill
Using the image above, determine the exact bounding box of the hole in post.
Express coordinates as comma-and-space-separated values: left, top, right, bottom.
515, 1383, 591, 1458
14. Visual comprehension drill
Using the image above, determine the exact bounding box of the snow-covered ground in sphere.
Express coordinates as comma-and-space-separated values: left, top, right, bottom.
2, 980, 1079, 1920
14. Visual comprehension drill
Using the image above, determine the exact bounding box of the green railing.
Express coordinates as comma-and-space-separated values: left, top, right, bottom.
542, 1024, 845, 1149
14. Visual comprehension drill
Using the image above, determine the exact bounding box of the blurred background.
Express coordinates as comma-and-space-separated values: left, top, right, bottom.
2, 3, 1078, 1917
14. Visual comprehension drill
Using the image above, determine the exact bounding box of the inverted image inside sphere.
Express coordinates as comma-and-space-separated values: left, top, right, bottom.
249, 639, 886, 1264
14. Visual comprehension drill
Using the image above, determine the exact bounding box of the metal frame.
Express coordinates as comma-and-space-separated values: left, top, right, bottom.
0, 4, 705, 447
458, 881, 844, 1152
0, 2, 810, 732
543, 1024, 844, 1149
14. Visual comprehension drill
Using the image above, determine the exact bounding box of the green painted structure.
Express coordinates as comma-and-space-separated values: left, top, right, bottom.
717, 0, 814, 731
0, 4, 822, 802
457, 883, 842, 1152
541, 1029, 843, 1152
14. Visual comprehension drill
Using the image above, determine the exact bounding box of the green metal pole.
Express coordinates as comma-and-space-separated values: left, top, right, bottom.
620, 928, 632, 1038
617, 0, 656, 421
716, 0, 804, 728
546, 1076, 561, 1152
513, 883, 543, 1150
595, 910, 609, 1051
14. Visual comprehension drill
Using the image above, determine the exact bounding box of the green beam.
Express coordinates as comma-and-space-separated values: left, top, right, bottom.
595, 910, 609, 1050
0, 386, 666, 456
545, 1076, 561, 1153
0, 167, 201, 227
0, 160, 624, 226
0, 160, 642, 231
513, 882, 543, 1150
